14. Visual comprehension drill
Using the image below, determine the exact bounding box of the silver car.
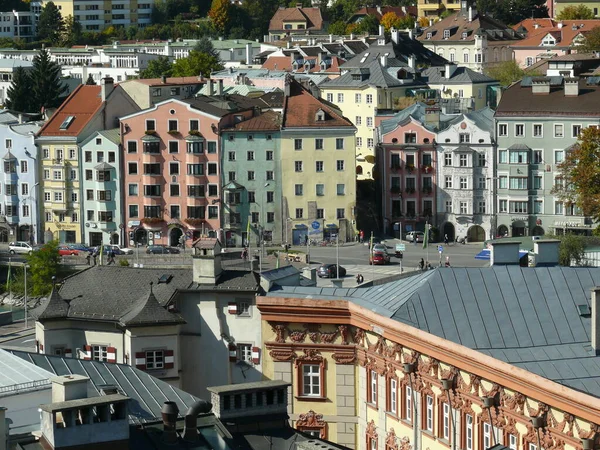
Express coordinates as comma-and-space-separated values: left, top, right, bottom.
8, 241, 33, 255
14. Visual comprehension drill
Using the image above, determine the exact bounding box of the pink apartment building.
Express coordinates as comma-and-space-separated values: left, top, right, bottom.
120, 97, 252, 247
377, 109, 438, 237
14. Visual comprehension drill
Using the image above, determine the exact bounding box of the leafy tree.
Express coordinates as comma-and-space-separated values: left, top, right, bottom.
140, 56, 173, 79
556, 4, 594, 20
328, 20, 348, 35
553, 127, 600, 221
439, 9, 453, 19
380, 11, 402, 31
552, 233, 586, 266
194, 36, 219, 58
30, 48, 68, 112
579, 26, 600, 53
172, 50, 223, 77
37, 1, 64, 44
26, 240, 61, 296
208, 0, 231, 34
418, 16, 431, 27
85, 74, 96, 85
5, 67, 33, 112
354, 14, 379, 34
485, 60, 525, 87
61, 15, 82, 47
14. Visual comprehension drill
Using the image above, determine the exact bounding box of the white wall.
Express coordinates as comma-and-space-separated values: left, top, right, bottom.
2, 388, 51, 434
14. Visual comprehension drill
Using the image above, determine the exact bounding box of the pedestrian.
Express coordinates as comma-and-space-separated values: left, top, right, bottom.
86, 252, 91, 265
107, 249, 115, 265
359, 230, 364, 243
444, 234, 449, 245
426, 261, 433, 270
92, 250, 98, 266
356, 273, 364, 284
445, 256, 451, 267
304, 234, 308, 246
419, 258, 424, 270
241, 247, 248, 260
413, 234, 417, 246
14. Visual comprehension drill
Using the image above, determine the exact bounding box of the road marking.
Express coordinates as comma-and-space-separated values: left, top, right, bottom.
22, 338, 35, 343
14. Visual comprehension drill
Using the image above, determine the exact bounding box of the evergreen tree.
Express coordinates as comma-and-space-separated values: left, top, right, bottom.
194, 36, 219, 59
139, 56, 173, 79
30, 48, 68, 112
85, 74, 96, 85
61, 15, 82, 46
37, 1, 64, 44
5, 67, 33, 112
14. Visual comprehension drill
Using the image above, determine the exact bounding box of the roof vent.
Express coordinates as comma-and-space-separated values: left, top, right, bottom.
578, 304, 591, 317
99, 384, 120, 395
158, 274, 173, 284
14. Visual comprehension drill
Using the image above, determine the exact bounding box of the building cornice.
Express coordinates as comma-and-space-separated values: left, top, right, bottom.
257, 296, 600, 423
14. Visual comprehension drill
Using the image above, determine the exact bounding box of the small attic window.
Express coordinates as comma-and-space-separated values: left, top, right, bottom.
578, 304, 591, 317
462, 32, 468, 39
158, 274, 173, 284
315, 109, 326, 121
426, 32, 432, 39
360, 52, 369, 63
397, 69, 408, 79
59, 116, 75, 130
352, 73, 361, 81
443, 29, 450, 39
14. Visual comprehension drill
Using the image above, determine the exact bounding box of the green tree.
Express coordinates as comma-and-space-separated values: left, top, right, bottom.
485, 60, 525, 87
579, 26, 600, 53
354, 14, 380, 34
172, 50, 223, 77
208, 0, 231, 34
61, 15, 82, 46
85, 74, 96, 85
140, 56, 173, 79
30, 48, 68, 112
553, 127, 600, 221
26, 240, 61, 296
5, 67, 33, 112
380, 11, 402, 31
37, 1, 64, 44
556, 4, 594, 20
554, 234, 586, 266
194, 36, 219, 58
328, 20, 348, 35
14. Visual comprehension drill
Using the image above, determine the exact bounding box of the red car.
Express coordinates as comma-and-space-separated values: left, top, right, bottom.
369, 252, 390, 265
58, 246, 79, 256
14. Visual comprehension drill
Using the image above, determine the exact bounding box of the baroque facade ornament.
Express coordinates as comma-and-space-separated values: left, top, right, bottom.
320, 330, 338, 344
269, 349, 296, 362
296, 410, 325, 427
288, 329, 307, 343
354, 328, 365, 346
386, 429, 399, 450
366, 420, 378, 439
338, 325, 349, 345
332, 351, 356, 364
272, 324, 287, 343
294, 348, 324, 367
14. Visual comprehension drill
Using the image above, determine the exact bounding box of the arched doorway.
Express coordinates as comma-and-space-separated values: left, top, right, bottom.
497, 224, 509, 237
110, 233, 119, 245
134, 228, 147, 246
169, 227, 183, 247
512, 221, 526, 237
0, 228, 8, 243
19, 225, 30, 243
467, 225, 486, 242
531, 226, 544, 236
443, 222, 455, 241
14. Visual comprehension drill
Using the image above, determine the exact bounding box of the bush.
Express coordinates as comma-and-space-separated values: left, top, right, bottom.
119, 259, 130, 267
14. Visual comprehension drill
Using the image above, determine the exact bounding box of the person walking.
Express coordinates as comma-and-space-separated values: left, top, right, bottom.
444, 234, 449, 245
445, 256, 451, 267
107, 249, 115, 265
419, 258, 424, 270
413, 234, 417, 246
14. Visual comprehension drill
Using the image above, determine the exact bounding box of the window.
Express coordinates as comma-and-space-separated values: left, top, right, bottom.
445, 176, 452, 189
189, 119, 199, 131
533, 176, 542, 189
460, 177, 468, 189
54, 192, 63, 202
96, 151, 104, 163
554, 124, 564, 137
267, 171, 274, 180
295, 184, 303, 196
98, 190, 112, 201
509, 201, 528, 213
146, 350, 164, 369
21, 183, 28, 195
509, 177, 528, 189
389, 378, 397, 414
445, 200, 452, 213
228, 171, 236, 181
247, 151, 254, 161
534, 200, 542, 214
533, 124, 543, 137
499, 150, 507, 164
478, 177, 486, 189
442, 403, 450, 440
92, 345, 108, 362
478, 153, 486, 166
168, 120, 178, 132
498, 124, 508, 136
533, 150, 542, 164
247, 171, 255, 181
499, 200, 508, 213
128, 162, 138, 175
208, 142, 217, 153
208, 206, 218, 219
295, 139, 303, 150
366, 94, 373, 104
295, 161, 303, 172
355, 94, 361, 103
188, 185, 205, 197
207, 163, 217, 175
316, 161, 324, 172
146, 120, 155, 131
295, 208, 303, 219
509, 150, 528, 164
555, 150, 564, 163
337, 93, 344, 103
128, 184, 138, 196
316, 208, 324, 219
459, 133, 470, 143
509, 435, 518, 450
367, 138, 374, 148
355, 116, 362, 125
367, 117, 373, 128
43, 148, 50, 159
368, 370, 378, 405
405, 385, 412, 421
170, 184, 180, 197
425, 395, 434, 431
168, 141, 179, 154
267, 191, 274, 202
443, 29, 450, 38
465, 415, 473, 450
228, 151, 235, 161
266, 150, 274, 160
316, 184, 324, 196
128, 141, 138, 153
483, 422, 492, 450
336, 208, 345, 219
463, 53, 469, 63
237, 344, 253, 363
460, 201, 468, 214
315, 139, 323, 150
169, 162, 179, 175
477, 200, 486, 214
336, 184, 345, 195
573, 124, 582, 137
326, 93, 333, 102
444, 153, 452, 166
515, 124, 524, 137
336, 160, 344, 171
405, 133, 416, 144
20, 160, 27, 173
336, 138, 344, 150
459, 154, 468, 167
555, 201, 563, 215
188, 164, 204, 175
301, 364, 321, 396
53, 170, 62, 180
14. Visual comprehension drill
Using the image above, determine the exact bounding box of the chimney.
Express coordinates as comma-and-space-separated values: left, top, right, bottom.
564, 77, 579, 96
377, 6, 382, 14
329, 34, 333, 43
489, 241, 522, 266
217, 79, 224, 96
408, 29, 414, 40
379, 24, 385, 36
245, 42, 252, 65
468, 6, 473, 21
161, 401, 179, 444
183, 400, 212, 443
161, 74, 167, 84
532, 239, 560, 267
296, 2, 302, 7
302, 267, 317, 283
380, 52, 389, 67
391, 27, 399, 44
557, 22, 563, 29
445, 63, 456, 79
592, 287, 600, 354
208, 79, 215, 96
101, 76, 114, 102
51, 375, 89, 403
319, 51, 328, 64
0, 407, 6, 450
424, 107, 441, 130
531, 77, 551, 95
290, 50, 298, 65
408, 54, 416, 69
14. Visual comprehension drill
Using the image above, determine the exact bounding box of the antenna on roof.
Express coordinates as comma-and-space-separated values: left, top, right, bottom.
150, 281, 154, 294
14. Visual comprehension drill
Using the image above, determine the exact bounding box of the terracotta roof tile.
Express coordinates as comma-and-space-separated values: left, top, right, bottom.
37, 85, 103, 137
351, 6, 417, 20
268, 7, 324, 32
510, 19, 600, 48
282, 78, 355, 128
261, 55, 342, 73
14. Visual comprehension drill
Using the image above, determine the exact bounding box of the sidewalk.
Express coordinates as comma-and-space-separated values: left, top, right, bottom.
0, 319, 34, 343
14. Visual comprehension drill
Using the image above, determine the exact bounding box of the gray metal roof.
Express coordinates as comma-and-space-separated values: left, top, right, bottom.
207, 380, 290, 394
261, 266, 301, 282
8, 350, 199, 424
0, 349, 54, 396
267, 266, 600, 398
421, 66, 497, 84
379, 103, 458, 135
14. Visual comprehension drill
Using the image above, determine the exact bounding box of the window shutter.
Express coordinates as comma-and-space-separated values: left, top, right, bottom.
107, 346, 117, 363
228, 343, 237, 362
135, 352, 146, 369
82, 345, 92, 360
64, 348, 73, 358
252, 346, 260, 365
39, 342, 44, 353
164, 350, 174, 369
227, 302, 238, 314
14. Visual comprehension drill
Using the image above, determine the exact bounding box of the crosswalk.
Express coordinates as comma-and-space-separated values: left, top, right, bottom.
311, 263, 419, 287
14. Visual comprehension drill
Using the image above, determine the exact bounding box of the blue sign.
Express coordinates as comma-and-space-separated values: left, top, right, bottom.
311, 221, 320, 230
186, 231, 193, 239
438, 245, 444, 253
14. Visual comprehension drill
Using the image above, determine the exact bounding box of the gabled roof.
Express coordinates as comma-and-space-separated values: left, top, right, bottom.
0, 349, 54, 394
379, 102, 458, 135
268, 6, 324, 32
267, 266, 600, 398
282, 78, 355, 129
511, 19, 600, 48
261, 55, 343, 73
119, 287, 185, 327
223, 110, 281, 132
36, 286, 70, 320
421, 65, 497, 84
36, 84, 114, 138
349, 6, 417, 22
324, 58, 420, 89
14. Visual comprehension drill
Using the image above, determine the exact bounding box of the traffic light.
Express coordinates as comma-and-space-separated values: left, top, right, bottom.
398, 252, 403, 259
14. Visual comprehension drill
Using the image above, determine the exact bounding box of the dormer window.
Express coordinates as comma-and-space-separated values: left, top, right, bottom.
397, 69, 408, 79
443, 29, 450, 39
315, 109, 326, 122
542, 34, 556, 46
462, 32, 468, 39
427, 32, 432, 39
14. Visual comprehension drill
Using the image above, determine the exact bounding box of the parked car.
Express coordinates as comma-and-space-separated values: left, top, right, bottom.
58, 246, 79, 256
8, 241, 33, 255
317, 264, 346, 278
67, 243, 91, 252
111, 245, 134, 255
405, 231, 425, 243
146, 245, 180, 254
93, 245, 125, 256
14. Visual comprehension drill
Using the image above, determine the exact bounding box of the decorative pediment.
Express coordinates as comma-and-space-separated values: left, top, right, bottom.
366, 420, 378, 439
296, 410, 325, 428
294, 348, 324, 367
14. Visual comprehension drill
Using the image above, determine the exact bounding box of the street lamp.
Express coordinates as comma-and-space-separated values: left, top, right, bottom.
487, 177, 499, 239
259, 182, 270, 274
285, 217, 292, 247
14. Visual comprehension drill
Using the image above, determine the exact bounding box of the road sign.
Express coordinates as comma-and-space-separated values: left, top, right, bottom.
438, 245, 444, 253
185, 231, 193, 239
311, 220, 320, 230
396, 243, 406, 251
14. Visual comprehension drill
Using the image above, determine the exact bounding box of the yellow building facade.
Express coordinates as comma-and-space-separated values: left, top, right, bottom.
258, 293, 600, 450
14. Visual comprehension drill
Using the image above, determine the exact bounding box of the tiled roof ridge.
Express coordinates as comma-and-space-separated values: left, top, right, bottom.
37, 84, 85, 136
